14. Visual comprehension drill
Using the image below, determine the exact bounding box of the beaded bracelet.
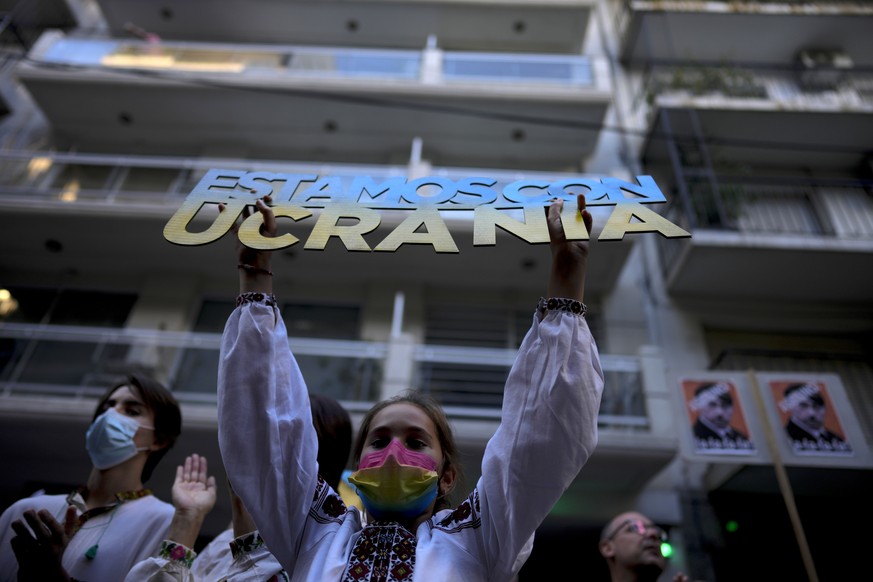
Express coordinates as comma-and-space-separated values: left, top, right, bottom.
537, 297, 587, 317
238, 263, 274, 277
236, 292, 278, 308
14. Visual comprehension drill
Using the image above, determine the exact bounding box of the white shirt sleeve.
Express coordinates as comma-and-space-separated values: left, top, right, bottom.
476, 308, 603, 579
124, 541, 198, 582
217, 295, 320, 575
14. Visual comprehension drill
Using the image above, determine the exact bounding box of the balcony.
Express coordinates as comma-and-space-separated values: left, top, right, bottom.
94, 0, 597, 53
639, 64, 873, 170
16, 32, 611, 170
638, 63, 873, 309
655, 179, 873, 306
614, 1, 873, 67
0, 149, 633, 298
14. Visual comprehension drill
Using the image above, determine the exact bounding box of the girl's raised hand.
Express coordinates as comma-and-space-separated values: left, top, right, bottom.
219, 196, 276, 294
546, 193, 593, 301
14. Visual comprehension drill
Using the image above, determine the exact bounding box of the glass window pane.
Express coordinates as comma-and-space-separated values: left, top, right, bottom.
426, 305, 511, 348
12, 340, 131, 391
0, 287, 136, 327
50, 290, 137, 327
191, 300, 236, 333
417, 362, 509, 408
121, 167, 181, 194
599, 370, 645, 418
282, 303, 360, 340
296, 354, 382, 402
172, 348, 220, 394
0, 287, 56, 323
50, 165, 113, 191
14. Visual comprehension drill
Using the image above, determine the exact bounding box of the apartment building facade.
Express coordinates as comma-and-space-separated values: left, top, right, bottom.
0, 1, 871, 579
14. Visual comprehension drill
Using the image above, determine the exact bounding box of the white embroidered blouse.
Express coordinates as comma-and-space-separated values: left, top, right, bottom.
217, 294, 603, 582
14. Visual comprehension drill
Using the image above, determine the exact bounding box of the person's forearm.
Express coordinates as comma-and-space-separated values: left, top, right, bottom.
239, 268, 273, 294
164, 510, 206, 549
230, 493, 257, 538
547, 249, 586, 301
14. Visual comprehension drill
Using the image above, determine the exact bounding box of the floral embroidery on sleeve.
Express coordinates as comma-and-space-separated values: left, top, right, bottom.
229, 531, 266, 559
310, 476, 347, 523
159, 540, 197, 569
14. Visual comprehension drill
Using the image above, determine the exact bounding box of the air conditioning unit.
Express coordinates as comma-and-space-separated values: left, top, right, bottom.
797, 49, 853, 91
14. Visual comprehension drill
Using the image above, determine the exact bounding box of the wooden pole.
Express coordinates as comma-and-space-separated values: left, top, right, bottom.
746, 370, 819, 582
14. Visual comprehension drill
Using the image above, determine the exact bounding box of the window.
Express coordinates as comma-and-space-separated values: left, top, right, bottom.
0, 287, 138, 392
419, 302, 603, 408
171, 299, 373, 400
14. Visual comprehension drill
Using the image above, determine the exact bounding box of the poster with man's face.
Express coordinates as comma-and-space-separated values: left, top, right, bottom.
682, 379, 755, 455
769, 380, 853, 456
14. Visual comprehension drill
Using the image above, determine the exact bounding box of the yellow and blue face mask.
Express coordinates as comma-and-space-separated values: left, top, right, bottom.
348, 439, 439, 520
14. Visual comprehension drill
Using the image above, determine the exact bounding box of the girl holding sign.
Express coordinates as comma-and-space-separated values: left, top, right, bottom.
217, 194, 603, 581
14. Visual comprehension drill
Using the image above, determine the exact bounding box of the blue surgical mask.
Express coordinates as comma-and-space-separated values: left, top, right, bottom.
85, 408, 153, 470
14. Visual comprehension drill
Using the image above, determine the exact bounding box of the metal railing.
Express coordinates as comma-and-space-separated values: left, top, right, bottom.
0, 149, 631, 210
665, 180, 873, 238
442, 52, 593, 86
0, 149, 410, 208
0, 323, 386, 404
617, 0, 871, 13
0, 322, 652, 428
642, 65, 873, 113
30, 32, 597, 89
414, 344, 649, 429
655, 178, 873, 280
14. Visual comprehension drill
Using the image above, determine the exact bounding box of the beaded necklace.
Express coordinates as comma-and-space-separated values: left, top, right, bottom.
64, 488, 153, 560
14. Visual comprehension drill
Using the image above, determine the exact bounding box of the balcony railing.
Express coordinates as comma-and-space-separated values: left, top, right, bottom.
665, 180, 873, 238
0, 322, 387, 404
617, 0, 872, 16
0, 149, 629, 210
642, 65, 873, 112
0, 322, 650, 428
0, 149, 410, 208
29, 31, 599, 89
442, 52, 593, 86
414, 343, 647, 428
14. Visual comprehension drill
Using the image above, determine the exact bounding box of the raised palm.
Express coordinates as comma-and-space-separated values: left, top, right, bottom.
172, 454, 217, 516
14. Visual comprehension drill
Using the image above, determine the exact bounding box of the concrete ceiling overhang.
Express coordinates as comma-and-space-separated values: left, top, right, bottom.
17, 64, 610, 171
95, 0, 595, 53
0, 201, 632, 300
642, 105, 873, 172
661, 230, 873, 307
619, 3, 873, 68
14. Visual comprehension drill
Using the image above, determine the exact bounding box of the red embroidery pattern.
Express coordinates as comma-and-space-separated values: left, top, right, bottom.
342, 522, 416, 582
310, 476, 347, 524
434, 489, 481, 534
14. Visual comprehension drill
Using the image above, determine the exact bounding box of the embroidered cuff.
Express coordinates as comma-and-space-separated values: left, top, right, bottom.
158, 540, 197, 569
537, 297, 587, 317
230, 531, 266, 559
236, 292, 278, 308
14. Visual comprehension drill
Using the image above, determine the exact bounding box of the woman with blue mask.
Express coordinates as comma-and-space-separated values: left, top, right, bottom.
0, 374, 182, 581
217, 194, 604, 581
